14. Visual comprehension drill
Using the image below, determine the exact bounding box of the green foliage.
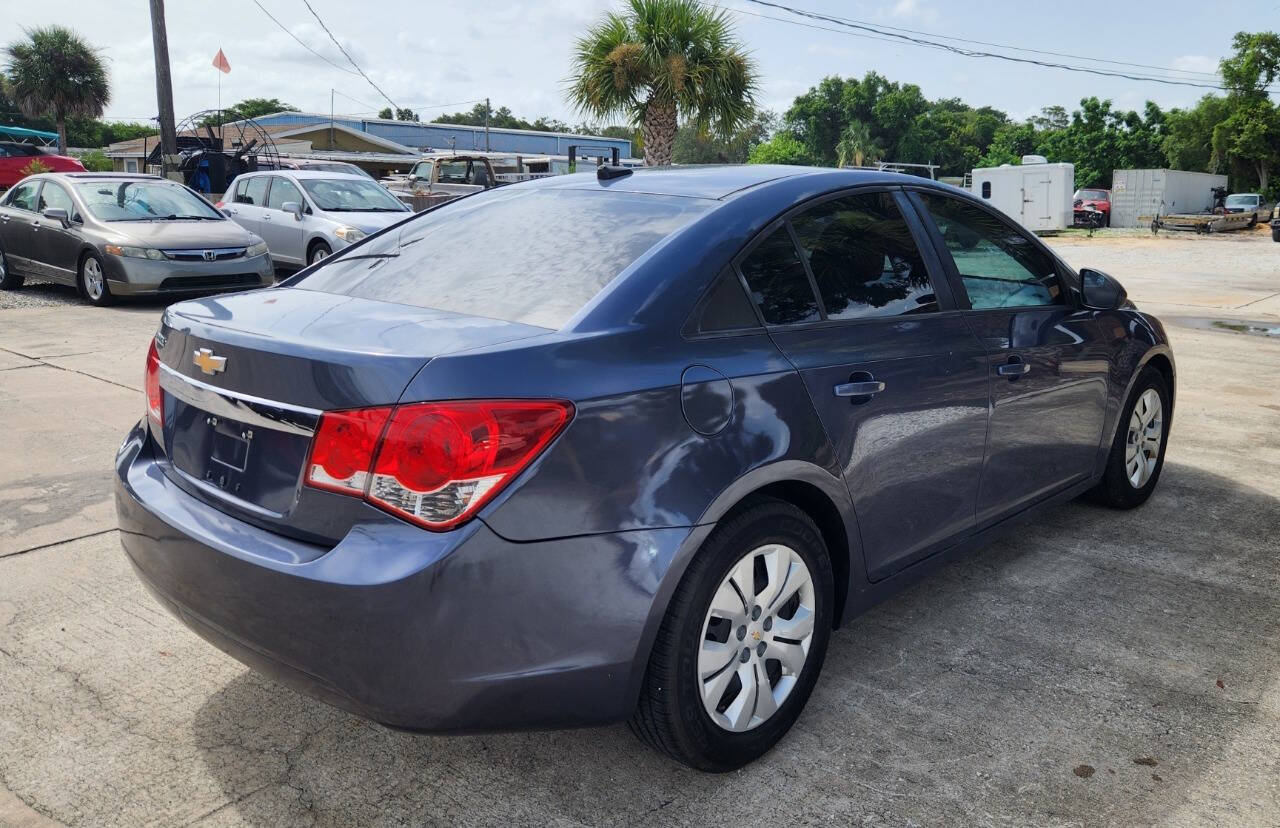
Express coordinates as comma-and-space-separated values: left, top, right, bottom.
747, 133, 813, 165
672, 109, 775, 164
394, 108, 419, 122
77, 149, 111, 171
2, 25, 109, 154
1210, 31, 1280, 191
835, 120, 880, 167
203, 98, 297, 127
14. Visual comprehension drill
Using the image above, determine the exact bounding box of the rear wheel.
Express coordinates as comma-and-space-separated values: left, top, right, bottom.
308, 242, 331, 265
0, 242, 22, 290
630, 499, 833, 771
1085, 366, 1170, 509
78, 252, 113, 306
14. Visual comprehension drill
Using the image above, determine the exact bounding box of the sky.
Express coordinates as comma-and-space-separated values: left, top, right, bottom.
0, 0, 1271, 132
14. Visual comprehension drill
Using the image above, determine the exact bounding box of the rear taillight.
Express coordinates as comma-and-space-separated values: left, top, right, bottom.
304, 399, 573, 530
145, 339, 163, 427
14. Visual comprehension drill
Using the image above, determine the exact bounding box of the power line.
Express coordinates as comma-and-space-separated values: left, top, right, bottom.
252, 0, 359, 76
735, 0, 1277, 93
299, 0, 401, 113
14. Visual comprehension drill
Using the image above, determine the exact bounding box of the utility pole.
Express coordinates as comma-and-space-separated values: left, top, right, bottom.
484, 97, 491, 152
330, 89, 335, 149
149, 0, 178, 177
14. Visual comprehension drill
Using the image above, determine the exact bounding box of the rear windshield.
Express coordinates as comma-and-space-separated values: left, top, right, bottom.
295, 187, 710, 329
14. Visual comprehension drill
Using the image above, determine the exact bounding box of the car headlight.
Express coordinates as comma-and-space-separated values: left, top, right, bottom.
246, 240, 269, 257
334, 226, 366, 243
105, 244, 165, 260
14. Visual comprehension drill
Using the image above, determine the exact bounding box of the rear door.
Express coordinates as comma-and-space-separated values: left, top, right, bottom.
224, 175, 268, 240
742, 188, 990, 581
259, 175, 306, 265
909, 189, 1109, 526
0, 179, 42, 274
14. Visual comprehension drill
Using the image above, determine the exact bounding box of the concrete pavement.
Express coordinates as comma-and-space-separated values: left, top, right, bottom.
0, 231, 1277, 826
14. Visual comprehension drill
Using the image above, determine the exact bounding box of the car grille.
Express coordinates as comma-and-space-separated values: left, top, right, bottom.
157, 274, 263, 292
162, 247, 246, 262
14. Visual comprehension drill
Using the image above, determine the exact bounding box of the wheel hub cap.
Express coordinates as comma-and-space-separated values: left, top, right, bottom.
1124, 388, 1163, 488
698, 543, 816, 732
84, 260, 103, 299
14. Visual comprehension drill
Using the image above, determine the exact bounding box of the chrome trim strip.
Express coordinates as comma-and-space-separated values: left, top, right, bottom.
158, 363, 321, 436
162, 246, 246, 257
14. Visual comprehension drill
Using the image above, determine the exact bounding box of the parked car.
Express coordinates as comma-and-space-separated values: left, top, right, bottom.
220, 170, 411, 267
0, 172, 272, 306
1072, 188, 1111, 227
382, 154, 500, 210
274, 158, 375, 180
0, 142, 86, 189
1271, 202, 1279, 242
1222, 193, 1272, 226
116, 166, 1174, 771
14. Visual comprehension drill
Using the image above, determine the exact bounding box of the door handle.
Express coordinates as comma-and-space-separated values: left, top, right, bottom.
262, 215, 272, 222
997, 357, 1031, 379
0, 215, 9, 222
834, 380, 885, 397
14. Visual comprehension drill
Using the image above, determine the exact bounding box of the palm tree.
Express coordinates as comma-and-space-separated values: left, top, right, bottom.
3, 26, 109, 155
836, 121, 882, 169
568, 0, 756, 166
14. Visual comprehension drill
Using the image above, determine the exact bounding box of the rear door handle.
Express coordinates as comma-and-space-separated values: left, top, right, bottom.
834, 380, 885, 397
997, 358, 1031, 378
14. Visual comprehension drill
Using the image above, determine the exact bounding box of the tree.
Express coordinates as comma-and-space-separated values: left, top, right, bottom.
835, 120, 880, 167
673, 108, 775, 164
3, 26, 108, 154
204, 98, 297, 127
747, 133, 813, 165
377, 107, 393, 119
568, 0, 756, 166
395, 107, 419, 122
1213, 31, 1280, 192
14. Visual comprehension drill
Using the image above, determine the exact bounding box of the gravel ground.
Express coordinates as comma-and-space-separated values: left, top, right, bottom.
0, 278, 83, 309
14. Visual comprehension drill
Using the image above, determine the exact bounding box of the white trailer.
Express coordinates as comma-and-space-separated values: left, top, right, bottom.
1109, 169, 1228, 228
970, 157, 1074, 232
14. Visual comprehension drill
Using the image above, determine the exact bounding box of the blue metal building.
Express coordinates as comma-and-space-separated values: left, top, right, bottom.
251, 112, 632, 159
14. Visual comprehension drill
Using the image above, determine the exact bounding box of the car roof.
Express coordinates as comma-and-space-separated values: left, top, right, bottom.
531, 165, 930, 200
239, 169, 368, 180
48, 172, 162, 181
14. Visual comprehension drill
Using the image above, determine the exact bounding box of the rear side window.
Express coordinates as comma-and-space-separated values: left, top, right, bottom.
296, 188, 709, 329
918, 192, 1062, 309
738, 227, 820, 325
790, 192, 937, 319
242, 176, 269, 206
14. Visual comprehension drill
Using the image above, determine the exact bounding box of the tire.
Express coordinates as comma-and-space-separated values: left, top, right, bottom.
0, 241, 22, 290
630, 498, 834, 771
308, 242, 331, 265
1085, 366, 1171, 509
1271, 226, 1280, 243
1248, 213, 1258, 228
78, 252, 113, 306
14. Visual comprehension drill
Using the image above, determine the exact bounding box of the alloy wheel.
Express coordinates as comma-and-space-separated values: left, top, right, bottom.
310, 247, 329, 264
698, 543, 816, 732
1125, 388, 1163, 488
83, 258, 105, 301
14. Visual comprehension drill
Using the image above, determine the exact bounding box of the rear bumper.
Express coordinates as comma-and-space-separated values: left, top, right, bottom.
106, 252, 274, 296
114, 422, 693, 731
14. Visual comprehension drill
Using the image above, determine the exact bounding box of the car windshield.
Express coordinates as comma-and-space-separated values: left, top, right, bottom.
1075, 189, 1108, 200
295, 187, 710, 329
73, 180, 222, 221
1225, 195, 1257, 207
300, 178, 406, 212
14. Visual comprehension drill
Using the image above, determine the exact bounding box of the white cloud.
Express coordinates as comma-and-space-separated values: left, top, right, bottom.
1169, 54, 1219, 75
885, 0, 938, 23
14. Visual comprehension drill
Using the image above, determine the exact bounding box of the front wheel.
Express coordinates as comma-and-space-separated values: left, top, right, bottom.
1271, 226, 1280, 243
0, 242, 22, 290
308, 242, 331, 265
630, 499, 834, 771
78, 253, 113, 306
1085, 366, 1170, 509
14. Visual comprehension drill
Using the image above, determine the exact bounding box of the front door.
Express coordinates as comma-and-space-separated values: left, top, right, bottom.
738, 189, 990, 581
32, 180, 80, 284
911, 190, 1109, 526
0, 179, 43, 274
260, 175, 306, 265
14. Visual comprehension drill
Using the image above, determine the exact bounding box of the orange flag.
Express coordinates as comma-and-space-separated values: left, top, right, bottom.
212, 48, 231, 74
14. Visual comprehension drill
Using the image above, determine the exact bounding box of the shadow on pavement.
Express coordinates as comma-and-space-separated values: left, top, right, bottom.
191, 461, 1280, 825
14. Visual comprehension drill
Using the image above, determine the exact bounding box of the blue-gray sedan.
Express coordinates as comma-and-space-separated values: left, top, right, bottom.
115, 165, 1174, 771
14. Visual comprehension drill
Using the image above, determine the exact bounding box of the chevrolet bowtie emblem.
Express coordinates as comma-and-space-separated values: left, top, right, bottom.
193, 348, 227, 376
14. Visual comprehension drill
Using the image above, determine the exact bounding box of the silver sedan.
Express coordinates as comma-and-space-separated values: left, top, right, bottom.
0, 172, 273, 306
221, 170, 411, 268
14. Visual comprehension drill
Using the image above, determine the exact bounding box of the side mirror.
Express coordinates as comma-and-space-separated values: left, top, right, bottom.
281, 201, 304, 221
42, 207, 70, 228
1080, 268, 1127, 310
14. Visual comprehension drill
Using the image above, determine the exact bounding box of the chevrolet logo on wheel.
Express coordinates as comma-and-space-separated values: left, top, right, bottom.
193, 348, 227, 376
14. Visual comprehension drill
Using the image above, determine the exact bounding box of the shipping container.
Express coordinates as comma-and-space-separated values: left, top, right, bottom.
1109, 169, 1228, 228
970, 157, 1074, 232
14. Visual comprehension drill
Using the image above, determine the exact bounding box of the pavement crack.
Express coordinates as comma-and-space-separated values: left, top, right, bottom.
0, 529, 117, 560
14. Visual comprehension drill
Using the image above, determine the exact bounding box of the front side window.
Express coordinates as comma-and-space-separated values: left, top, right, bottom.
266, 176, 304, 211
243, 176, 269, 206
6, 180, 40, 211
410, 161, 433, 180
38, 182, 74, 214
72, 180, 223, 222
790, 192, 937, 320
918, 192, 1062, 309
738, 227, 820, 325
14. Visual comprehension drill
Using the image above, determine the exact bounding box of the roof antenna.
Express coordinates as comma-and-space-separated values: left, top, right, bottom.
597, 164, 632, 181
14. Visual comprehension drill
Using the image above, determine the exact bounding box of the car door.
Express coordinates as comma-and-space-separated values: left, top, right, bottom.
0, 179, 43, 275
29, 179, 81, 285
224, 175, 268, 240
260, 175, 306, 265
909, 189, 1109, 526
742, 189, 991, 581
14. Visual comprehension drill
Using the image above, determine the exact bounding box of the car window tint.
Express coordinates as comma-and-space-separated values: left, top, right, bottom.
38, 182, 74, 214
233, 178, 250, 203
738, 227, 820, 325
694, 268, 760, 333
267, 177, 303, 210
297, 188, 709, 330
243, 176, 269, 206
918, 192, 1062, 309
7, 181, 39, 211
790, 192, 937, 320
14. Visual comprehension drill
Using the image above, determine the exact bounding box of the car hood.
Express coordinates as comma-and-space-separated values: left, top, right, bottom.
105, 219, 258, 248
319, 211, 411, 235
